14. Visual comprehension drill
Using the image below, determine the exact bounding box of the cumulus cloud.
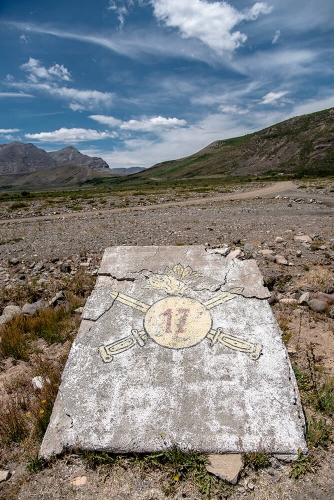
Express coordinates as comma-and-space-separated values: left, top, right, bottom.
120, 116, 187, 131
261, 91, 290, 104
272, 29, 281, 44
20, 58, 72, 82
25, 128, 117, 143
9, 61, 114, 110
0, 128, 20, 133
90, 114, 187, 132
151, 0, 272, 54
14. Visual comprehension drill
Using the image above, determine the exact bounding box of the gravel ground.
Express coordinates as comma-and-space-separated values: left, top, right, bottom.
0, 180, 333, 499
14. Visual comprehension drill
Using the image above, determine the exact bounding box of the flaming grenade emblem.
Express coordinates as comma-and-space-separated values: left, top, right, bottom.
99, 264, 262, 363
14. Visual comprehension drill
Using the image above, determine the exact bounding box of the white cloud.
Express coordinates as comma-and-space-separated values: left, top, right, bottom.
261, 91, 290, 104
7, 58, 114, 110
0, 128, 20, 133
0, 92, 34, 98
272, 29, 281, 44
45, 86, 113, 106
10, 82, 114, 110
90, 114, 187, 132
218, 104, 249, 114
5, 21, 238, 67
69, 103, 86, 112
20, 34, 29, 43
120, 116, 187, 131
108, 1, 133, 29
151, 0, 272, 54
89, 115, 122, 127
48, 63, 72, 81
0, 134, 19, 141
25, 128, 118, 143
20, 58, 72, 83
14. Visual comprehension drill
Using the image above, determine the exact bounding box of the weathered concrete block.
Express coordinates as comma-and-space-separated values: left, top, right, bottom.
40, 246, 307, 460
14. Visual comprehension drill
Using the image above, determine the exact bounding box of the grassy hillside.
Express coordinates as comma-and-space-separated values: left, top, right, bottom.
128, 107, 334, 183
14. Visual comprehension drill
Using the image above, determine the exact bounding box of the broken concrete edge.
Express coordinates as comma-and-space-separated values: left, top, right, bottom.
97, 246, 270, 298
206, 454, 243, 484
287, 355, 308, 457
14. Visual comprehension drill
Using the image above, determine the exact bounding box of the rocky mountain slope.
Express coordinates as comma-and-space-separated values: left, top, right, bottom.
136, 107, 334, 180
49, 146, 109, 171
0, 142, 56, 175
0, 142, 111, 176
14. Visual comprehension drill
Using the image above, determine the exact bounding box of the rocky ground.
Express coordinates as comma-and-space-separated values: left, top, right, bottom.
0, 179, 333, 499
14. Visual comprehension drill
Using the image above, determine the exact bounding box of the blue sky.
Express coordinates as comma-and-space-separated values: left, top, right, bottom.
0, 0, 333, 169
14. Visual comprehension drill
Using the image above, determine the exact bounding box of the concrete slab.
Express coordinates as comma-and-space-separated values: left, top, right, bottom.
40, 246, 307, 460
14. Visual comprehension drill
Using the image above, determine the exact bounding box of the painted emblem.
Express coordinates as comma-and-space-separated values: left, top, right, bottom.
99, 264, 262, 363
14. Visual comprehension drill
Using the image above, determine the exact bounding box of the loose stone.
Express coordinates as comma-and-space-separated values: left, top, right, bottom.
308, 299, 327, 312
60, 263, 71, 273
275, 255, 288, 265
0, 470, 10, 482
279, 298, 298, 305
206, 454, 243, 484
226, 248, 243, 260
298, 292, 310, 305
22, 303, 38, 316
312, 292, 334, 305
294, 235, 312, 244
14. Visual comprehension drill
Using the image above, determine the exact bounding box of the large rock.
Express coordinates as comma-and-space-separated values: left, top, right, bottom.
312, 292, 334, 305
0, 305, 21, 325
294, 235, 312, 244
40, 246, 306, 461
308, 299, 327, 312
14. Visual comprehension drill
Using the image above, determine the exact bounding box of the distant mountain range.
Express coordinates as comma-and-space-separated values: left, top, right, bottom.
1, 107, 333, 192
0, 142, 145, 177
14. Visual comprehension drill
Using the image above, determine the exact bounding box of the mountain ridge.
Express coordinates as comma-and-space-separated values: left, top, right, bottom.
0, 142, 110, 176
132, 107, 334, 181
49, 146, 109, 171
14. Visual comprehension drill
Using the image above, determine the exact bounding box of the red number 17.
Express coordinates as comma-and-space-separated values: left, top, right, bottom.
163, 308, 190, 333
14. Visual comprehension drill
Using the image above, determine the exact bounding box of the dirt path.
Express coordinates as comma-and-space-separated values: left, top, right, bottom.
0, 180, 304, 225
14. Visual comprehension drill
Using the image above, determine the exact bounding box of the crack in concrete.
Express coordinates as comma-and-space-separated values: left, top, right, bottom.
109, 275, 135, 282
65, 412, 73, 429
85, 293, 117, 322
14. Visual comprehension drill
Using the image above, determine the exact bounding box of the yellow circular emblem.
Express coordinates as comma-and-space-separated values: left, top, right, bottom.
144, 296, 212, 349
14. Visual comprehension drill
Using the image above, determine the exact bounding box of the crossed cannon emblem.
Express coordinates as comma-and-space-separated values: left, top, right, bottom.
99, 264, 263, 363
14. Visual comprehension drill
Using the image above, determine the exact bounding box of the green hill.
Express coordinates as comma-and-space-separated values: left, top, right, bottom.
130, 107, 334, 182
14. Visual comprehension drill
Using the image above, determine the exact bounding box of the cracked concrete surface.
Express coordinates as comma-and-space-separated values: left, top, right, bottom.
40, 246, 307, 460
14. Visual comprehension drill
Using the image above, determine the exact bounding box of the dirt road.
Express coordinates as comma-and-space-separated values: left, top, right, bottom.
2, 180, 328, 225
